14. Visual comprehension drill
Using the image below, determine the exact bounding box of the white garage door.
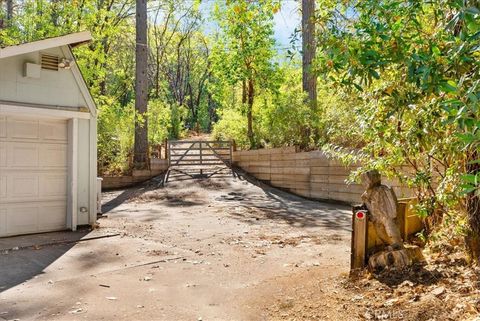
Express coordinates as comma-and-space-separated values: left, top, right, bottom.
0, 114, 68, 237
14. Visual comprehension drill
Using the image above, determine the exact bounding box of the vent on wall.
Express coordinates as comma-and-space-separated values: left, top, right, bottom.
40, 53, 59, 71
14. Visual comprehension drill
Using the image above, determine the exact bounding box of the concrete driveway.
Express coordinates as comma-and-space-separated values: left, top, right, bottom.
0, 171, 352, 321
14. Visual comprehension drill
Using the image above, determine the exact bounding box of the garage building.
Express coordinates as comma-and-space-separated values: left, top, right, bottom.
0, 32, 97, 237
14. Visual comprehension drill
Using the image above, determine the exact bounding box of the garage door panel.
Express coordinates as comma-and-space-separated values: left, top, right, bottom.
6, 206, 39, 235
38, 204, 67, 230
8, 118, 39, 139
7, 143, 39, 167
8, 175, 39, 198
0, 176, 6, 199
0, 143, 6, 166
40, 121, 68, 141
40, 175, 67, 197
0, 116, 6, 138
39, 144, 67, 168
0, 209, 6, 235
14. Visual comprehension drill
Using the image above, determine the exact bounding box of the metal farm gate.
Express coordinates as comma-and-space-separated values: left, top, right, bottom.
165, 140, 234, 184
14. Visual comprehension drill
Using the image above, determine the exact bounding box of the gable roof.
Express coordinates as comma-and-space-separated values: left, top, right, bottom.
0, 31, 92, 59
0, 31, 97, 117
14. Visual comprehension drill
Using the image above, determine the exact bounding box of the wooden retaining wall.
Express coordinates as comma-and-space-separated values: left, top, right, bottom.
232, 147, 413, 204
102, 159, 169, 190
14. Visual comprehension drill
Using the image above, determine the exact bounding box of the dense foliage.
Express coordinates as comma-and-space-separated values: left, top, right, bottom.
314, 0, 480, 253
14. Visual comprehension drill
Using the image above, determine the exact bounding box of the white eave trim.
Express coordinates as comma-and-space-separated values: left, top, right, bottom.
62, 46, 97, 117
0, 31, 92, 59
0, 102, 91, 119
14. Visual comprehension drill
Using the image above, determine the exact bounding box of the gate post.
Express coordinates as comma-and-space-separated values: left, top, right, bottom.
200, 141, 203, 176
164, 138, 168, 159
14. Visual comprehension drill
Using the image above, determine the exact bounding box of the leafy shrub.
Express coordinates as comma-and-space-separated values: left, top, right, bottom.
212, 108, 249, 148
98, 98, 177, 175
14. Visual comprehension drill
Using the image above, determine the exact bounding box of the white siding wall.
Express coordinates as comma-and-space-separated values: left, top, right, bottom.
0, 47, 88, 109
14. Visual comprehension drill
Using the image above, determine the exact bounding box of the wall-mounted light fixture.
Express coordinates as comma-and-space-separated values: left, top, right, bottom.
58, 58, 73, 69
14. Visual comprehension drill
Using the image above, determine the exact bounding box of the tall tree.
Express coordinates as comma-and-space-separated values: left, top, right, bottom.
134, 0, 149, 169
301, 0, 316, 109
212, 0, 279, 148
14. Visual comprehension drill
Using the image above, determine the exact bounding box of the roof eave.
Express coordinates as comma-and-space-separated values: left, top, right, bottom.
0, 31, 92, 59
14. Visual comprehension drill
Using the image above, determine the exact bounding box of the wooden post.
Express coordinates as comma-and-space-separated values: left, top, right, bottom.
351, 205, 368, 270
230, 140, 235, 177
164, 138, 168, 159
167, 141, 171, 167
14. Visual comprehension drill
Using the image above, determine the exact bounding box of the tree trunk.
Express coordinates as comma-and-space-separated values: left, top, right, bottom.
1, 0, 14, 29
134, 0, 149, 169
6, 0, 13, 22
302, 0, 317, 109
242, 79, 247, 105
466, 149, 480, 261
50, 0, 59, 27
247, 78, 255, 149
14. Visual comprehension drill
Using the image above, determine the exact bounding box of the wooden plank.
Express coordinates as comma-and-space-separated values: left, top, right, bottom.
311, 166, 329, 175
270, 167, 284, 174
170, 147, 231, 151
247, 161, 270, 167
258, 154, 270, 161
329, 191, 361, 204
270, 160, 297, 167
309, 158, 330, 167
328, 175, 350, 184
248, 166, 271, 174
295, 159, 310, 167
169, 140, 231, 144
170, 162, 227, 166
310, 190, 329, 199
270, 173, 310, 182
327, 183, 364, 194
256, 173, 271, 181
294, 189, 311, 198
294, 152, 310, 160
329, 166, 355, 176
259, 149, 273, 155
310, 182, 329, 192
270, 153, 291, 161
280, 167, 310, 175
294, 182, 310, 190
310, 174, 329, 183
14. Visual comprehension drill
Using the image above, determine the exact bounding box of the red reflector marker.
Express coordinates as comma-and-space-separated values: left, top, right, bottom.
356, 211, 365, 220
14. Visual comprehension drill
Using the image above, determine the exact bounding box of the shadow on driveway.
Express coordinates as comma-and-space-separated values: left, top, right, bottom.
0, 229, 91, 293
103, 168, 352, 233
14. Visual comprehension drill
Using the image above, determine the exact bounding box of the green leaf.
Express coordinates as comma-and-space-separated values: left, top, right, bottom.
467, 159, 480, 165
369, 69, 380, 79
456, 133, 476, 143
460, 185, 478, 195
461, 174, 479, 185
468, 93, 478, 103
440, 80, 458, 93
353, 83, 363, 91
466, 7, 480, 15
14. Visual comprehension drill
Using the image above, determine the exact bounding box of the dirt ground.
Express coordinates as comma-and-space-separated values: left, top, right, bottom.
0, 170, 354, 321
2, 170, 480, 321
